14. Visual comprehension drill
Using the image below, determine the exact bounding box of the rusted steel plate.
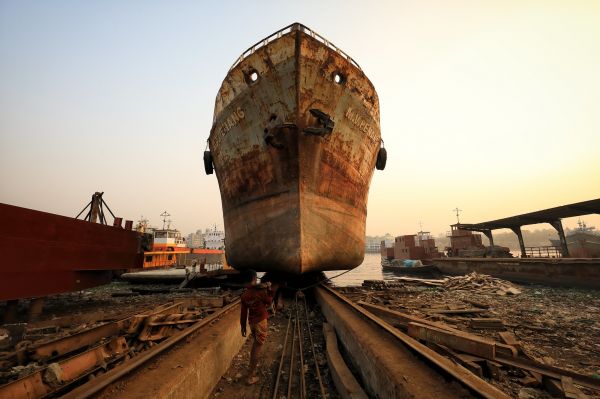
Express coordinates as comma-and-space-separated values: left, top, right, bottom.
0, 203, 144, 300
494, 355, 600, 391
407, 322, 496, 359
59, 300, 241, 399
208, 24, 382, 274
316, 286, 510, 399
29, 302, 186, 361
29, 320, 126, 361
0, 337, 128, 399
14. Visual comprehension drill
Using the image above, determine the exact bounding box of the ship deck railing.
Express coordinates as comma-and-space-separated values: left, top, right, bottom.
524, 246, 563, 258
229, 22, 362, 72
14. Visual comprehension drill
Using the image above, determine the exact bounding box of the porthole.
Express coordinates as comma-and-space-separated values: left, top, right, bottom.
245, 69, 260, 85
333, 72, 345, 84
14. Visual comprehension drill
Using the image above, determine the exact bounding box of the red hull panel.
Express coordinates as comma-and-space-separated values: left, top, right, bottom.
0, 203, 143, 300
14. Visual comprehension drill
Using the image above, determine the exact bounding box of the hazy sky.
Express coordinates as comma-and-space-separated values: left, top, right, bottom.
1, 1, 599, 238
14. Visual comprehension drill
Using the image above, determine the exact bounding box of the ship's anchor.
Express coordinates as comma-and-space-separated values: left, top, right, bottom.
264, 115, 296, 149
303, 109, 335, 137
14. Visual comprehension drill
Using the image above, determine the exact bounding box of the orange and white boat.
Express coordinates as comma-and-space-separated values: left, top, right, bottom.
136, 213, 190, 268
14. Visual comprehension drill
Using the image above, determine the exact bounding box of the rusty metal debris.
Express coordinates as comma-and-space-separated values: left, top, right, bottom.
341, 278, 600, 398
0, 293, 233, 399
317, 285, 511, 399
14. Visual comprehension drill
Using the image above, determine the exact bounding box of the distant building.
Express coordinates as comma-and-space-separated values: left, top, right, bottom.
186, 230, 204, 248
365, 237, 382, 253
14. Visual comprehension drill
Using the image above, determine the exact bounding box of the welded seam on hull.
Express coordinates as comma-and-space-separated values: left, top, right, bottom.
295, 28, 303, 273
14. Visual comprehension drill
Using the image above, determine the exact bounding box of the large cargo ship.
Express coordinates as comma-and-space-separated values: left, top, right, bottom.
206, 23, 385, 274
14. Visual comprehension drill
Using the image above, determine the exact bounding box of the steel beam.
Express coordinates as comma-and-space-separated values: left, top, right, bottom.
510, 226, 527, 258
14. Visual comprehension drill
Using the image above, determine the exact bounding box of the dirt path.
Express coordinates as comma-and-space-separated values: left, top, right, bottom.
211, 297, 340, 399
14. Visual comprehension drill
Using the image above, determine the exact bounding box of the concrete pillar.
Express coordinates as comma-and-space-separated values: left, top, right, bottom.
510, 226, 527, 258
549, 219, 570, 258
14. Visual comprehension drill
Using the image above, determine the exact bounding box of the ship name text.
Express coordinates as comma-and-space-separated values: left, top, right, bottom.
214, 107, 245, 147
344, 107, 377, 142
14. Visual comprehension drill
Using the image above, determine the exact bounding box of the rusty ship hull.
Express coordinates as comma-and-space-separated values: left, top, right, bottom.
208, 24, 382, 274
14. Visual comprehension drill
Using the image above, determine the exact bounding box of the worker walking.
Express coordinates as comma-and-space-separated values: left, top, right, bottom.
240, 270, 276, 385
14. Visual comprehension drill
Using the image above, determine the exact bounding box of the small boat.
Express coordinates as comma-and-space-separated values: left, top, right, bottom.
381, 257, 440, 275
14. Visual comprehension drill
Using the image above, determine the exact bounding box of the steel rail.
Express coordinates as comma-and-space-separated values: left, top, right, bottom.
301, 295, 326, 398
61, 299, 240, 399
295, 296, 306, 399
286, 309, 298, 399
272, 309, 293, 399
317, 285, 510, 399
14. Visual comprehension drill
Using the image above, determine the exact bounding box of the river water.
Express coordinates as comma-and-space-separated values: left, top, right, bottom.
324, 253, 385, 286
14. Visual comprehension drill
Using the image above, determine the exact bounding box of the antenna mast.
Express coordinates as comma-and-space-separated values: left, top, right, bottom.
160, 211, 171, 230
453, 207, 462, 224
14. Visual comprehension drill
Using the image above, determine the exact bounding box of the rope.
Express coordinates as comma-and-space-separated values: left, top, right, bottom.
297, 268, 356, 291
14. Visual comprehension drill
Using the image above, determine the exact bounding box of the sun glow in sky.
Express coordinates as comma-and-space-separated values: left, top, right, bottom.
1, 1, 599, 237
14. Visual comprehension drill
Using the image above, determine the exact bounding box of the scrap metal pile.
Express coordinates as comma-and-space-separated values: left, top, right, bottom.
0, 288, 237, 398
442, 272, 523, 296
367, 272, 522, 295
341, 275, 600, 398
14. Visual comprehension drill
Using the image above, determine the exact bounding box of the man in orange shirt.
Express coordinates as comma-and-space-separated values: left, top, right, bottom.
240, 270, 276, 385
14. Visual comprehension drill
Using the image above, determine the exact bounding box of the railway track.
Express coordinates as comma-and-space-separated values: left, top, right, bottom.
315, 284, 511, 399
271, 292, 327, 399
